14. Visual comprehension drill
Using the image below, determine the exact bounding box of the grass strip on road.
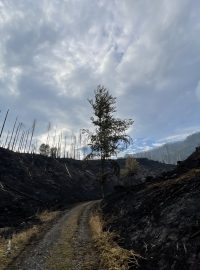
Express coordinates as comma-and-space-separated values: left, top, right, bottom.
45, 203, 87, 270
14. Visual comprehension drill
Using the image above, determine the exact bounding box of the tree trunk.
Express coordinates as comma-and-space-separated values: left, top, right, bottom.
100, 157, 105, 198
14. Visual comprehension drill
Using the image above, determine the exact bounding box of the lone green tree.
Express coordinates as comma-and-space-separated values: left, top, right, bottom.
88, 85, 133, 197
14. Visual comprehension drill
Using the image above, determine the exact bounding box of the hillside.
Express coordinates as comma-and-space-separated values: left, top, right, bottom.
117, 158, 174, 181
0, 148, 173, 228
0, 147, 101, 227
0, 146, 198, 269
101, 147, 200, 269
134, 132, 200, 164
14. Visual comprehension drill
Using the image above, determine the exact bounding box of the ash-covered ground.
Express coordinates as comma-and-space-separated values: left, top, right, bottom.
101, 148, 200, 270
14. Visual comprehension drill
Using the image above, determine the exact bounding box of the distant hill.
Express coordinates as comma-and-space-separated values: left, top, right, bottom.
134, 132, 200, 164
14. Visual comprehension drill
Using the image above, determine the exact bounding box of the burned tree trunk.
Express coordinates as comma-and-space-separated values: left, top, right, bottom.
0, 109, 9, 140
8, 117, 17, 150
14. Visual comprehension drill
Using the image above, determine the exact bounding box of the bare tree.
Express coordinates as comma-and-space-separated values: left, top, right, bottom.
28, 119, 36, 153
23, 129, 30, 153
0, 109, 9, 140
46, 122, 51, 146
3, 130, 10, 148
18, 130, 25, 152
8, 117, 18, 150
13, 122, 23, 151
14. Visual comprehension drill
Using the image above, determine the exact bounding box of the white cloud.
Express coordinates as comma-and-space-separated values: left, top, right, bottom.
195, 81, 200, 100
0, 0, 200, 150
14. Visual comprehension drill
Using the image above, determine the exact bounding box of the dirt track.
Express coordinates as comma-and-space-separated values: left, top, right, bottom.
8, 201, 99, 270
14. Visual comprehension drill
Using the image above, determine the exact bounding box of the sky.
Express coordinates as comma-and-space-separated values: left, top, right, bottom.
0, 0, 200, 153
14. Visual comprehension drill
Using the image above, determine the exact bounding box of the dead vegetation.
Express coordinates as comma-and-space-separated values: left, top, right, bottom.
0, 226, 39, 270
150, 168, 200, 190
0, 210, 60, 270
90, 211, 141, 270
37, 210, 60, 222
120, 156, 140, 177
101, 148, 200, 269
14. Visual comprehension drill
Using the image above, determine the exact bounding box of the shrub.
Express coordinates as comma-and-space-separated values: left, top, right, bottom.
121, 156, 139, 177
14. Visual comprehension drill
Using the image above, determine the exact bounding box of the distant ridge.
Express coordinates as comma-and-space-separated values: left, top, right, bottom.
134, 132, 200, 164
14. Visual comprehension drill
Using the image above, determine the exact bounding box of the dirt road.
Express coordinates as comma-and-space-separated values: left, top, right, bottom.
8, 201, 99, 270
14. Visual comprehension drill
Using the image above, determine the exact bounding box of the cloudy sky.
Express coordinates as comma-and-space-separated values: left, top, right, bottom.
0, 0, 200, 153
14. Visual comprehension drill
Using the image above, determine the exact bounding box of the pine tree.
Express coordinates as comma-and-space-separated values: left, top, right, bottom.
88, 85, 133, 197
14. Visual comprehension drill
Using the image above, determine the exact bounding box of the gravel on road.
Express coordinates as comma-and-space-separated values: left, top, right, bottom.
8, 201, 99, 270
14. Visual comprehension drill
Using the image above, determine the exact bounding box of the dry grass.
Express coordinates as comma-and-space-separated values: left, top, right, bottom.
37, 210, 60, 222
90, 213, 141, 270
150, 168, 200, 190
121, 156, 139, 178
175, 168, 200, 181
0, 210, 60, 270
0, 225, 39, 270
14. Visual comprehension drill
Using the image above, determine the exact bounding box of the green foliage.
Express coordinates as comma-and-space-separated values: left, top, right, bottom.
121, 156, 140, 177
39, 143, 50, 156
88, 85, 133, 160
88, 85, 133, 197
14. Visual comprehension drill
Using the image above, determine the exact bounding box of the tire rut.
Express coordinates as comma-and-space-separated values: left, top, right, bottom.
71, 201, 99, 270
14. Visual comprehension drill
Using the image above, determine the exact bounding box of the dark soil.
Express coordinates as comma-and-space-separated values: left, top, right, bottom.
0, 147, 173, 232
0, 147, 100, 228
101, 147, 200, 270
